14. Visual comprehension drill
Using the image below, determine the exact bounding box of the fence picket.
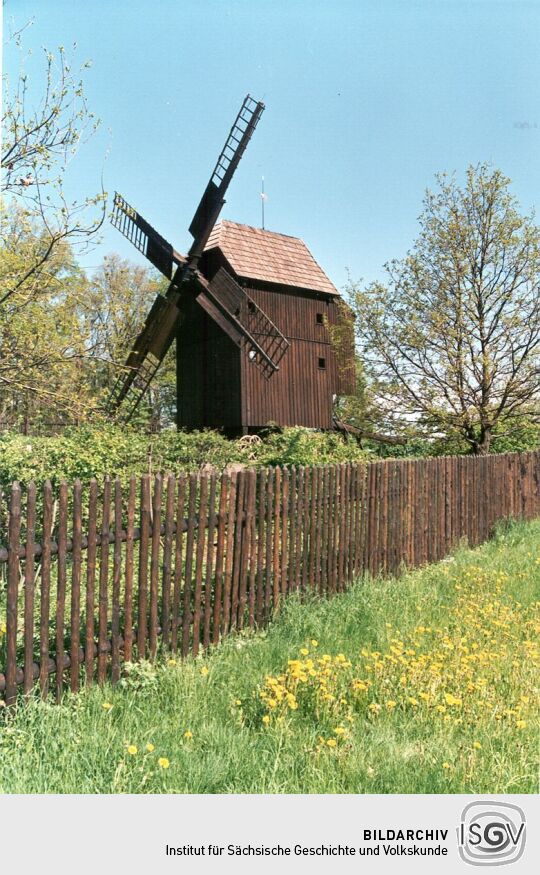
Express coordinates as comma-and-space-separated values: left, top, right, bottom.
264, 469, 274, 620
203, 472, 217, 647
5, 483, 21, 705
69, 480, 83, 692
111, 478, 123, 683
192, 473, 208, 654
161, 474, 176, 652
137, 475, 151, 658
222, 472, 238, 637
97, 478, 110, 685
39, 481, 53, 697
23, 482, 36, 695
84, 480, 98, 685
149, 475, 162, 660
246, 469, 258, 629
230, 473, 245, 630
255, 469, 267, 625
123, 477, 136, 663
182, 473, 198, 657
55, 482, 69, 700
172, 475, 186, 652
212, 473, 229, 644
1, 451, 540, 702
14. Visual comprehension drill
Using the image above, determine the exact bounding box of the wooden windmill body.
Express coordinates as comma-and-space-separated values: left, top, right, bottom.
109, 96, 355, 433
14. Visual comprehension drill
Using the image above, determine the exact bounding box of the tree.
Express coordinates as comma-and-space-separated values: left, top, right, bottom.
2, 32, 106, 289
0, 206, 93, 431
0, 23, 106, 427
82, 254, 176, 430
350, 164, 540, 454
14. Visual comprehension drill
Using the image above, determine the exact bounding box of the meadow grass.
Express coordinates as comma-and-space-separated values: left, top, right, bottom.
0, 519, 538, 794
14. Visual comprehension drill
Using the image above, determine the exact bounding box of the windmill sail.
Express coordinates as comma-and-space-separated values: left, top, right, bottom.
106, 291, 182, 416
188, 95, 265, 256
111, 193, 185, 279
107, 93, 290, 420
207, 268, 289, 378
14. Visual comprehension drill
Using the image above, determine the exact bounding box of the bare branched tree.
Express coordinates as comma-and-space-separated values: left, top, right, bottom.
0, 20, 107, 426
350, 164, 540, 454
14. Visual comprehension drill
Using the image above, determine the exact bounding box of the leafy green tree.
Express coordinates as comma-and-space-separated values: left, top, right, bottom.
0, 205, 94, 431
350, 164, 540, 454
82, 254, 176, 430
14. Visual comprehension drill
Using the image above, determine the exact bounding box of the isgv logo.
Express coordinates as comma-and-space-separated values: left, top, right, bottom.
457, 801, 526, 866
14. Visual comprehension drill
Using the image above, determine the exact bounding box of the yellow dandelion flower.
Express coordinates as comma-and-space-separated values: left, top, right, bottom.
473, 742, 482, 750
334, 726, 346, 735
300, 648, 309, 656
146, 742, 155, 752
442, 762, 451, 770
184, 730, 193, 740
368, 702, 381, 713
235, 699, 242, 706
158, 757, 170, 769
516, 720, 527, 730
326, 738, 337, 748
262, 715, 270, 725
311, 639, 318, 647
102, 702, 113, 710
407, 697, 419, 706
167, 658, 177, 666
386, 700, 397, 710
200, 666, 209, 676
127, 745, 138, 756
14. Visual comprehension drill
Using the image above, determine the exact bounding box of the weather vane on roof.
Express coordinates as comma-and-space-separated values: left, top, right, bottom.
260, 176, 268, 229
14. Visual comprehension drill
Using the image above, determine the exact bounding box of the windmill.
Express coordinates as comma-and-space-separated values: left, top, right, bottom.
108, 94, 289, 420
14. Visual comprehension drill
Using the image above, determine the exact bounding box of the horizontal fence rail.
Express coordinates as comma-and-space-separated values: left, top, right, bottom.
0, 452, 539, 703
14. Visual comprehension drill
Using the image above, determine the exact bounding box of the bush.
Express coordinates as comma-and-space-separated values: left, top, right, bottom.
0, 425, 371, 489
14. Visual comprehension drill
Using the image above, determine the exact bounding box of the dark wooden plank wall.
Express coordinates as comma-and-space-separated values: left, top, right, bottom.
242, 285, 354, 428
176, 296, 241, 429
1, 451, 538, 703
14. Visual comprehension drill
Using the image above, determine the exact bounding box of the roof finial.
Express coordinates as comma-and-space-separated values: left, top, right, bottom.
260, 176, 268, 230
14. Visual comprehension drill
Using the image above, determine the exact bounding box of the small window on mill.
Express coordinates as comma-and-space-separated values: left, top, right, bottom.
318, 357, 326, 370
316, 312, 324, 324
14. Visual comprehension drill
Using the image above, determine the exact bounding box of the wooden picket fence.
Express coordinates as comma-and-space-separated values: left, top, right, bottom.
0, 451, 539, 704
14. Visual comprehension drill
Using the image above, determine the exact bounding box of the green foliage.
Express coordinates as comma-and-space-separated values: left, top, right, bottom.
251, 427, 367, 467
0, 424, 371, 490
490, 420, 540, 454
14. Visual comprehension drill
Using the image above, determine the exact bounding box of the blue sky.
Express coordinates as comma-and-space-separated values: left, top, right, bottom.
4, 0, 540, 290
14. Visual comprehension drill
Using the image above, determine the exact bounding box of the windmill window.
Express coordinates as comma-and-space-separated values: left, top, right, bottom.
248, 349, 257, 361
318, 357, 326, 370
316, 312, 324, 324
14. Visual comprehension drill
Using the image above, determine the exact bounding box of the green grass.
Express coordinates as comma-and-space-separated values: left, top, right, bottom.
0, 519, 538, 794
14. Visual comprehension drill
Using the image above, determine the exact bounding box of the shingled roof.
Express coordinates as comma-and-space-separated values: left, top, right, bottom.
204, 220, 338, 295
